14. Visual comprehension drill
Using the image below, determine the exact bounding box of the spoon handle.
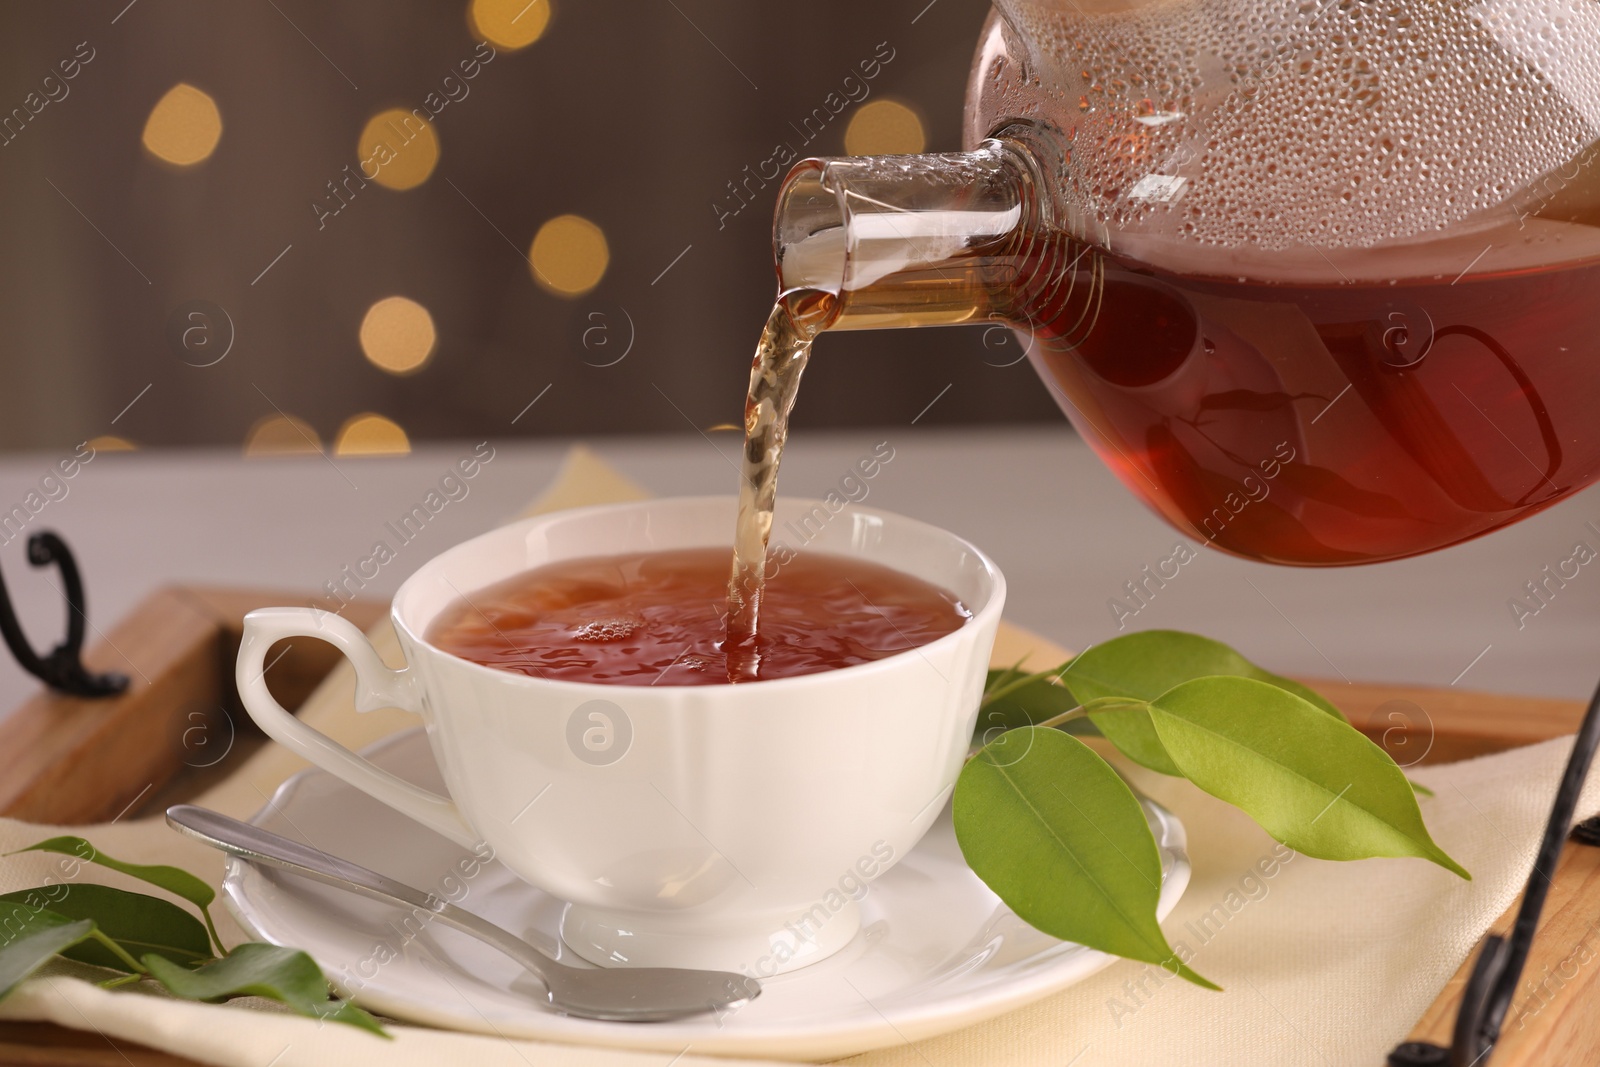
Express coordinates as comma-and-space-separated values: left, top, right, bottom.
167, 804, 448, 910
165, 804, 558, 982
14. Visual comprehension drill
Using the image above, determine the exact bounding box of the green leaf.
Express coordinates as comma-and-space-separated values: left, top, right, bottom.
12, 838, 215, 909
0, 886, 212, 973
12, 837, 224, 953
983, 663, 1028, 701
1063, 631, 1343, 775
977, 666, 1081, 739
1147, 677, 1468, 877
143, 944, 387, 1036
0, 904, 94, 998
953, 727, 1217, 989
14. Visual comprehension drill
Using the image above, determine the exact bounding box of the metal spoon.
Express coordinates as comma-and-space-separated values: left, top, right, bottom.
165, 804, 761, 1023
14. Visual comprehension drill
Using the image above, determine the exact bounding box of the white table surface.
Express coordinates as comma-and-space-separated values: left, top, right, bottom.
0, 425, 1596, 722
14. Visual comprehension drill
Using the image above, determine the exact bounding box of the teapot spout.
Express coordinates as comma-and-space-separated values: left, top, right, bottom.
772, 138, 1051, 332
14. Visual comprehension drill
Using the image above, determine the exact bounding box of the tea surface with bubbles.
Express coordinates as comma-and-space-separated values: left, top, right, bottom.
428, 547, 969, 686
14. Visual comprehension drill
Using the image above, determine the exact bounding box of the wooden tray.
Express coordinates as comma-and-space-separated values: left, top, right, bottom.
0, 587, 1592, 1066
0, 586, 385, 825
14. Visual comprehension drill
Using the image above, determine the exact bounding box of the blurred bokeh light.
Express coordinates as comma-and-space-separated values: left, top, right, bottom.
528, 214, 608, 297
359, 297, 437, 375
334, 413, 411, 455
141, 83, 222, 166
243, 414, 322, 456
844, 99, 926, 156
356, 109, 440, 191
470, 0, 552, 50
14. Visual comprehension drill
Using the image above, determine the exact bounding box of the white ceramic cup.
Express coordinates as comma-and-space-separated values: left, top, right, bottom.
236, 496, 1004, 975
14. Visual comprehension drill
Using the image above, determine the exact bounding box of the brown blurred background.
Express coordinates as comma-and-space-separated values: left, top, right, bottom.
0, 0, 1062, 456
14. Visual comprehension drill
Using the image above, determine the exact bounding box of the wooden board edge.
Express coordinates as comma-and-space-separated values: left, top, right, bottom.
0, 1022, 209, 1067
1295, 675, 1587, 764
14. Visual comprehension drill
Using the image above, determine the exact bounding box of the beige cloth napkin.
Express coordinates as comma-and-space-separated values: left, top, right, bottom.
3, 444, 1596, 1067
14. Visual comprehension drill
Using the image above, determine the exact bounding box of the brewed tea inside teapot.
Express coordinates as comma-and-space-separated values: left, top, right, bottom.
763, 0, 1600, 566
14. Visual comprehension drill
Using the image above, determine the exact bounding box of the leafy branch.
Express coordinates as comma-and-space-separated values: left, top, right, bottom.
954, 630, 1467, 989
0, 838, 386, 1035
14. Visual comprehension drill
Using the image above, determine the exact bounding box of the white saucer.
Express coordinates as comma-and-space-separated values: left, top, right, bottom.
225, 728, 1191, 1061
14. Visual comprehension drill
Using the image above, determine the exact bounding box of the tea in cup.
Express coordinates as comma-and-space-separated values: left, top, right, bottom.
237, 496, 1004, 974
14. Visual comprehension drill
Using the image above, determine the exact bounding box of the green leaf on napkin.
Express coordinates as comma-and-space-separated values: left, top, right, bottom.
0, 905, 96, 998
1146, 676, 1467, 877
9, 837, 224, 953
0, 886, 213, 972
1, 841, 384, 1035
1061, 630, 1343, 775
953, 727, 1217, 989
143, 943, 388, 1036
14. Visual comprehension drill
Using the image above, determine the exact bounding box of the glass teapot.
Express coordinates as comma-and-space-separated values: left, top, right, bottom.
771, 0, 1600, 565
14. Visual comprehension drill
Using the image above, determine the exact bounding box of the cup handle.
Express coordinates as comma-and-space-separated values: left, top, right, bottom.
235, 607, 476, 848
